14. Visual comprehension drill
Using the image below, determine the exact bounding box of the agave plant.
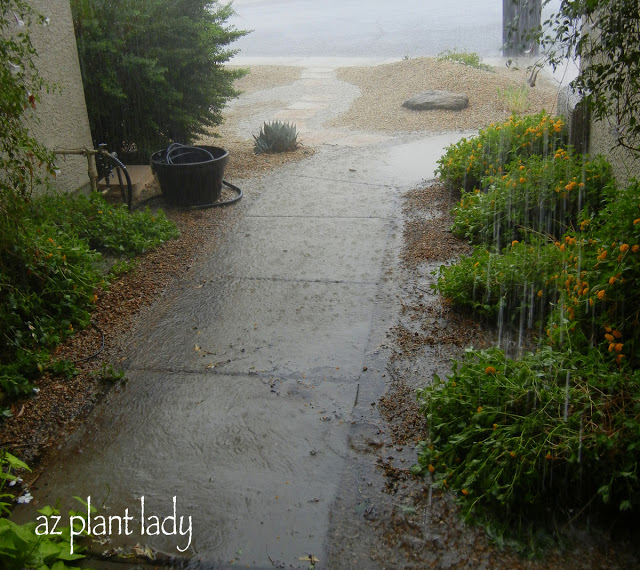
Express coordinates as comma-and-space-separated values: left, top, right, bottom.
253, 121, 299, 154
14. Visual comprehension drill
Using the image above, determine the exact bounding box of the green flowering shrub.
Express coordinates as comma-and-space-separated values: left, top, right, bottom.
421, 114, 640, 550
435, 240, 563, 324
0, 192, 179, 411
451, 150, 615, 248
0, 451, 90, 568
414, 347, 640, 548
436, 112, 568, 193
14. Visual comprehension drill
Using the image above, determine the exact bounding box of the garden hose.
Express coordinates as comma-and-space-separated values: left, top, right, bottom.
157, 142, 242, 209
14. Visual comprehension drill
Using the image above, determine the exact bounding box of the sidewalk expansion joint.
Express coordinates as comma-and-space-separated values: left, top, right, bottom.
125, 365, 359, 383
293, 174, 397, 188
209, 275, 381, 286
247, 214, 387, 220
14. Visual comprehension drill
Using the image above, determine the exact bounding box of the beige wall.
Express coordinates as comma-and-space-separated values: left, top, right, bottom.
589, 117, 640, 187
28, 0, 93, 193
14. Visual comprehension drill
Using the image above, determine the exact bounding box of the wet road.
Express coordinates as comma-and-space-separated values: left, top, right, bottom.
230, 0, 563, 59
231, 0, 504, 58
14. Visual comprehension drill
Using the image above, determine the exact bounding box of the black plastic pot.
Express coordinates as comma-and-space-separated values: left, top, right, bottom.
151, 144, 229, 207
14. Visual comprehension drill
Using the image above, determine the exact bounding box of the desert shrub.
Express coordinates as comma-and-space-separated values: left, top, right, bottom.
414, 347, 640, 548
424, 111, 640, 550
496, 84, 529, 114
544, 180, 640, 367
436, 49, 493, 71
435, 240, 563, 325
436, 112, 568, 193
450, 150, 615, 248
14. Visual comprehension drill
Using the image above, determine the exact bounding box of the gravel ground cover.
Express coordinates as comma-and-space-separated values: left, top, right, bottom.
329, 57, 560, 133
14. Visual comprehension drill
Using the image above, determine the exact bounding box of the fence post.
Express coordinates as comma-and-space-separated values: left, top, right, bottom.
502, 0, 542, 56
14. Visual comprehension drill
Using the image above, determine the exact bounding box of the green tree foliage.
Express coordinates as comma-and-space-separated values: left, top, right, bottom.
71, 0, 248, 161
541, 0, 640, 152
0, 0, 55, 199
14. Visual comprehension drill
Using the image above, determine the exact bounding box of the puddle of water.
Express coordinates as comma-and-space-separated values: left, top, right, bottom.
366, 133, 476, 187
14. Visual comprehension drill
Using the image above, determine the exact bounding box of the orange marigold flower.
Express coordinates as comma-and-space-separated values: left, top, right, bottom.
609, 276, 617, 285
634, 218, 640, 225
605, 333, 614, 342
609, 343, 615, 352
477, 406, 483, 413
632, 245, 639, 253
461, 489, 469, 496
537, 290, 543, 297
620, 244, 630, 253
614, 343, 624, 353
493, 423, 498, 430
545, 452, 553, 460
428, 464, 435, 473
612, 330, 623, 339
616, 354, 625, 364
597, 290, 606, 300
519, 177, 526, 184
511, 240, 518, 247
509, 451, 517, 458
485, 366, 496, 375
519, 165, 525, 170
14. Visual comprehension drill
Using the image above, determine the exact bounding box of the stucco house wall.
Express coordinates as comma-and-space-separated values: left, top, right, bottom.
28, 0, 93, 193
589, 118, 640, 187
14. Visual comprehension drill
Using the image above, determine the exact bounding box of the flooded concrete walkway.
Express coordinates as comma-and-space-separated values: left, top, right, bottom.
23, 66, 468, 569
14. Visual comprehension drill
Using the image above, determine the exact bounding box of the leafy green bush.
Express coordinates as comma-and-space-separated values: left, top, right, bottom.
0, 1, 55, 200
435, 240, 563, 324
436, 112, 568, 193
71, 0, 248, 161
0, 192, 178, 409
414, 347, 640, 547
0, 452, 89, 568
32, 192, 180, 256
450, 150, 615, 248
424, 113, 640, 550
544, 181, 640, 368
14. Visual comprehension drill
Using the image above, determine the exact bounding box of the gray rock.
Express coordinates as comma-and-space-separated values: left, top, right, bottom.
402, 90, 469, 111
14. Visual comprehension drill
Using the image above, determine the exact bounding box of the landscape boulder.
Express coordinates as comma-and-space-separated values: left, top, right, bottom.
402, 90, 469, 111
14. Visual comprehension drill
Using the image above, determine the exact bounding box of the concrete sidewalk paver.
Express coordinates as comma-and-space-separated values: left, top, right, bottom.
17, 65, 468, 569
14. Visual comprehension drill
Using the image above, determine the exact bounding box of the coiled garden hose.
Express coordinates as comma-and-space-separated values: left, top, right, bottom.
159, 143, 242, 208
